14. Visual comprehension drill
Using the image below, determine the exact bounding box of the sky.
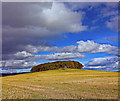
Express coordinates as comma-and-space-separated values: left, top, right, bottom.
1, 2, 119, 73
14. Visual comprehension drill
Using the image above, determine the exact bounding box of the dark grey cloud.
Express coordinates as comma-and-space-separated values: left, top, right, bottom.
2, 2, 52, 27
2, 2, 86, 60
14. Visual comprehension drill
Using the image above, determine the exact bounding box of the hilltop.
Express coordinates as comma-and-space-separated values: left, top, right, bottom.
31, 61, 83, 72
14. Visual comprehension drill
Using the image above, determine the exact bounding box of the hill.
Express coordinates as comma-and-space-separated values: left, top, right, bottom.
31, 61, 83, 72
2, 69, 118, 99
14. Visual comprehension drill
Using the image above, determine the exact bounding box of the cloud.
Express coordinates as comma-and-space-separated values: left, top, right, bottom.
12, 40, 118, 63
77, 40, 99, 53
0, 68, 17, 73
91, 44, 117, 55
1, 39, 118, 70
3, 2, 86, 32
27, 40, 118, 55
98, 3, 118, 31
106, 16, 118, 31
14, 51, 33, 59
2, 2, 118, 72
86, 56, 118, 66
13, 40, 118, 60
3, 2, 87, 60
77, 40, 117, 55
105, 2, 118, 9
90, 26, 98, 30
106, 37, 118, 44
67, 2, 118, 31
3, 26, 59, 39
41, 3, 87, 32
100, 3, 118, 31
0, 52, 86, 70
24, 45, 77, 54
0, 60, 39, 69
84, 56, 118, 71
66, 2, 102, 10
0, 68, 31, 73
2, 2, 52, 27
27, 52, 86, 61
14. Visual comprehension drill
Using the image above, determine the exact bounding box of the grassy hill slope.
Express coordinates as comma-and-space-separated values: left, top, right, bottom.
2, 69, 118, 99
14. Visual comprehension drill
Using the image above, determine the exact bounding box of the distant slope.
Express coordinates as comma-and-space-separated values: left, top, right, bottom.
31, 61, 83, 72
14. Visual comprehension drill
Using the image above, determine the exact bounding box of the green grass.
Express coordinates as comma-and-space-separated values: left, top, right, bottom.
2, 69, 118, 99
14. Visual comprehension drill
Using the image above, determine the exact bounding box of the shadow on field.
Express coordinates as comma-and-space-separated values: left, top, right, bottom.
1, 72, 32, 77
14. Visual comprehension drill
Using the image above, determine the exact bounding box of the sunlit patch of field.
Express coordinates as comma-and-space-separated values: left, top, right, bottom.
2, 69, 118, 99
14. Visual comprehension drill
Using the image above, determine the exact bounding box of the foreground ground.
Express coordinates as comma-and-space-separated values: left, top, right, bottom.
2, 69, 118, 99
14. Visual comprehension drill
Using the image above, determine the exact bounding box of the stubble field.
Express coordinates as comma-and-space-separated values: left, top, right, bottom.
2, 69, 119, 100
